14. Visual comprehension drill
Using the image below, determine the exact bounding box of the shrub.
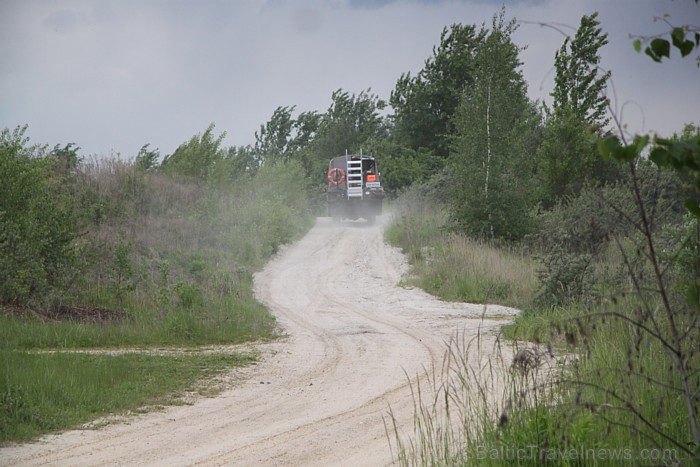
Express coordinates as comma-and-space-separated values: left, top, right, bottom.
0, 127, 78, 306
531, 166, 684, 307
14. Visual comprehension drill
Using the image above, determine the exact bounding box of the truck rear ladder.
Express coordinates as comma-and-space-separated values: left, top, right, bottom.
346, 156, 363, 200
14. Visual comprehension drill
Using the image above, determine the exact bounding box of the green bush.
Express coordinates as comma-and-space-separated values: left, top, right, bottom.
161, 123, 226, 179
0, 124, 314, 349
531, 166, 684, 307
0, 127, 78, 306
225, 160, 314, 268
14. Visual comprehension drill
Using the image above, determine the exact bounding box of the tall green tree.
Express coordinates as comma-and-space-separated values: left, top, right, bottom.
390, 23, 486, 165
161, 123, 226, 179
366, 140, 429, 195
449, 11, 541, 240
254, 106, 296, 165
307, 89, 387, 181
552, 12, 611, 128
253, 106, 321, 181
317, 89, 386, 153
537, 12, 617, 204
207, 144, 257, 183
134, 144, 160, 172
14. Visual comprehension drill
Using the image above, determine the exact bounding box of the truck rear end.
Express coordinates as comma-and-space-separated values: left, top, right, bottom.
326, 154, 384, 224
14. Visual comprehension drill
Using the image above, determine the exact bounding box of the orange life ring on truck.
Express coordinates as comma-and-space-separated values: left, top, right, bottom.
327, 167, 345, 185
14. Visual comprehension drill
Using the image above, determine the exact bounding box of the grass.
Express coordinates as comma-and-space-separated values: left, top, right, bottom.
385, 192, 537, 308
386, 331, 561, 466
409, 234, 536, 307
384, 189, 697, 465
387, 303, 694, 466
0, 157, 315, 444
0, 296, 277, 351
0, 350, 255, 445
500, 305, 584, 346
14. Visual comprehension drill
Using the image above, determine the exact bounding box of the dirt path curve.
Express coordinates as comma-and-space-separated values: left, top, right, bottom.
2, 217, 518, 466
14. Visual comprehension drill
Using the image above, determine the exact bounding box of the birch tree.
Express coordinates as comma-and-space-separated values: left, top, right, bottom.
449, 10, 541, 240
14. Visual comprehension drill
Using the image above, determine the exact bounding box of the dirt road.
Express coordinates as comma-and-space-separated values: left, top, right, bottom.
2, 217, 518, 466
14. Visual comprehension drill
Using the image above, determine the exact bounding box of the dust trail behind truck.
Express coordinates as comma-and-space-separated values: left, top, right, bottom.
326, 154, 384, 224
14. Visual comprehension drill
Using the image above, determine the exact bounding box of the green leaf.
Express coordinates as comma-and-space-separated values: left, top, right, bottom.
620, 145, 640, 162
597, 135, 620, 161
650, 147, 672, 167
645, 47, 661, 62
684, 198, 700, 219
670, 29, 695, 57
671, 27, 685, 47
634, 134, 650, 153
646, 39, 671, 62
680, 40, 695, 57
597, 135, 643, 163
633, 38, 642, 53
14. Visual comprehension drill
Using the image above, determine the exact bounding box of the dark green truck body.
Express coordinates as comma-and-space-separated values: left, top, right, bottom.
326, 154, 384, 223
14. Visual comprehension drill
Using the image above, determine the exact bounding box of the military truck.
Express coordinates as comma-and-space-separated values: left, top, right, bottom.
326, 153, 384, 224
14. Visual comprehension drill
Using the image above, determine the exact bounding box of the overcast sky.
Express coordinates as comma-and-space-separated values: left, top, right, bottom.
1, 0, 698, 159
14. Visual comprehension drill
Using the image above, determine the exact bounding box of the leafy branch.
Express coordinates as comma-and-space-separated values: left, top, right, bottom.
629, 5, 700, 66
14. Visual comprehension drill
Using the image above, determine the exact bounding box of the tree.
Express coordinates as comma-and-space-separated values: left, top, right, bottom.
537, 12, 617, 204
207, 144, 257, 183
449, 11, 541, 240
367, 140, 429, 196
587, 5, 700, 453
253, 106, 321, 181
161, 123, 226, 179
319, 88, 386, 152
552, 12, 611, 128
306, 89, 387, 182
0, 126, 78, 305
254, 106, 297, 165
390, 23, 486, 164
134, 144, 160, 172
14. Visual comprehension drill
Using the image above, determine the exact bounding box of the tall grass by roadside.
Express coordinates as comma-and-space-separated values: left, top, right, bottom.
386, 331, 562, 466
388, 307, 692, 466
385, 179, 698, 465
385, 187, 537, 308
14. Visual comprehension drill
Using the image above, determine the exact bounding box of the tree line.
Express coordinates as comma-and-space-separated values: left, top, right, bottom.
1, 6, 697, 308
152, 8, 694, 243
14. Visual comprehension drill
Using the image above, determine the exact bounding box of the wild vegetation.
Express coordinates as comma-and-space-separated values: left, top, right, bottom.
0, 125, 315, 443
2, 1, 697, 461
1, 60, 395, 442
382, 5, 699, 466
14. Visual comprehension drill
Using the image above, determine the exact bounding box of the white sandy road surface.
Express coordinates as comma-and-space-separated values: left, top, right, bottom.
2, 217, 518, 466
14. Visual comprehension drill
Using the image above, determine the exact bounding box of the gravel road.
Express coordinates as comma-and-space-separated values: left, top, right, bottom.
2, 217, 518, 466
